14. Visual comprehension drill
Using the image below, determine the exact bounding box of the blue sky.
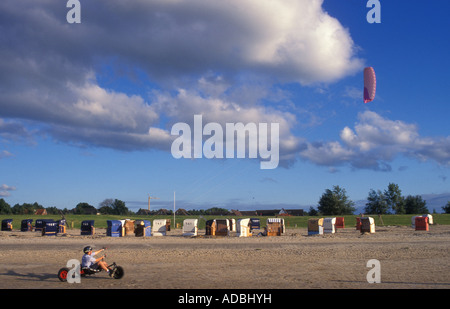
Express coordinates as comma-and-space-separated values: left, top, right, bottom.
1, 0, 449, 213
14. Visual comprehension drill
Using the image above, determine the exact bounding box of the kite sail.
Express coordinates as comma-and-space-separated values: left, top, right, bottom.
363, 67, 376, 103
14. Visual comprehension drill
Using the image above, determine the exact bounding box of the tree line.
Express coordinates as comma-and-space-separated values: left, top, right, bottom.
0, 198, 232, 216
308, 183, 449, 215
0, 198, 132, 216
2, 184, 450, 216
364, 183, 429, 214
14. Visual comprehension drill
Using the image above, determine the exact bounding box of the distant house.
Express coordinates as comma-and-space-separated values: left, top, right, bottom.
279, 209, 304, 216
240, 210, 258, 216
155, 208, 171, 215
136, 208, 151, 215
34, 209, 47, 215
231, 209, 242, 216
175, 208, 190, 216
256, 209, 281, 216
231, 209, 304, 217
231, 209, 258, 216
83, 208, 98, 215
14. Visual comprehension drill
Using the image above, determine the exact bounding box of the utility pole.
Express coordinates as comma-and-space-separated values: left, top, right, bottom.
173, 191, 176, 229
148, 194, 159, 211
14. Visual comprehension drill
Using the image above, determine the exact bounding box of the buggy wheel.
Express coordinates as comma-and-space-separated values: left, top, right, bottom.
58, 267, 69, 282
113, 266, 124, 279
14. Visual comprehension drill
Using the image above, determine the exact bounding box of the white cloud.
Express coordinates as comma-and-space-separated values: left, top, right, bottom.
1, 1, 449, 172
0, 0, 362, 160
69, 80, 159, 133
152, 84, 304, 165
299, 111, 450, 170
341, 111, 419, 151
0, 184, 16, 197
1, 0, 363, 89
300, 141, 355, 166
0, 150, 14, 159
0, 118, 36, 144
78, 0, 361, 84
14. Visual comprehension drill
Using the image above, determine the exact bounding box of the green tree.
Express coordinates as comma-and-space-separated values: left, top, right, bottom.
97, 199, 130, 215
318, 185, 355, 215
11, 203, 23, 214
0, 198, 12, 214
384, 183, 405, 214
45, 206, 60, 215
308, 206, 318, 216
11, 202, 43, 214
443, 201, 450, 214
74, 202, 97, 214
365, 189, 389, 214
404, 195, 428, 214
111, 199, 130, 215
98, 199, 114, 214
205, 207, 229, 215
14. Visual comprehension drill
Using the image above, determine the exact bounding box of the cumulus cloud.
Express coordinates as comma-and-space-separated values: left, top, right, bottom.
340, 111, 419, 151
299, 111, 450, 171
1, 1, 450, 172
0, 0, 364, 168
0, 150, 14, 159
68, 80, 159, 133
78, 0, 360, 84
151, 84, 304, 164
3, 0, 357, 161
1, 0, 361, 86
0, 119, 36, 144
0, 184, 16, 197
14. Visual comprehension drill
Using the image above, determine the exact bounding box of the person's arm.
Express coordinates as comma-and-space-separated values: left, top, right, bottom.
93, 248, 105, 256
95, 255, 105, 263
93, 248, 105, 262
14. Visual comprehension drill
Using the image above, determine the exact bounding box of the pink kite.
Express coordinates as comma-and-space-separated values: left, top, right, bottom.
364, 67, 376, 103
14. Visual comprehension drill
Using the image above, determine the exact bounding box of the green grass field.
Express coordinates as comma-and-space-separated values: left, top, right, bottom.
1, 213, 449, 230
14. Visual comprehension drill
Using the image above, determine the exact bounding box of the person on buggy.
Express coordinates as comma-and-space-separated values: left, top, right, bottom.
82, 246, 113, 276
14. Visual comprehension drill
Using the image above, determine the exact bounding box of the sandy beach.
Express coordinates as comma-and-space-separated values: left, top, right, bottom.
0, 224, 449, 290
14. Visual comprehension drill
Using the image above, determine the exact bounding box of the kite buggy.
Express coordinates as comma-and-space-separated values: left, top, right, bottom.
57, 247, 124, 282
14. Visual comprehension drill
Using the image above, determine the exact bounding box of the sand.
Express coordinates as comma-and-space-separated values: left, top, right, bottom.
0, 224, 449, 290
